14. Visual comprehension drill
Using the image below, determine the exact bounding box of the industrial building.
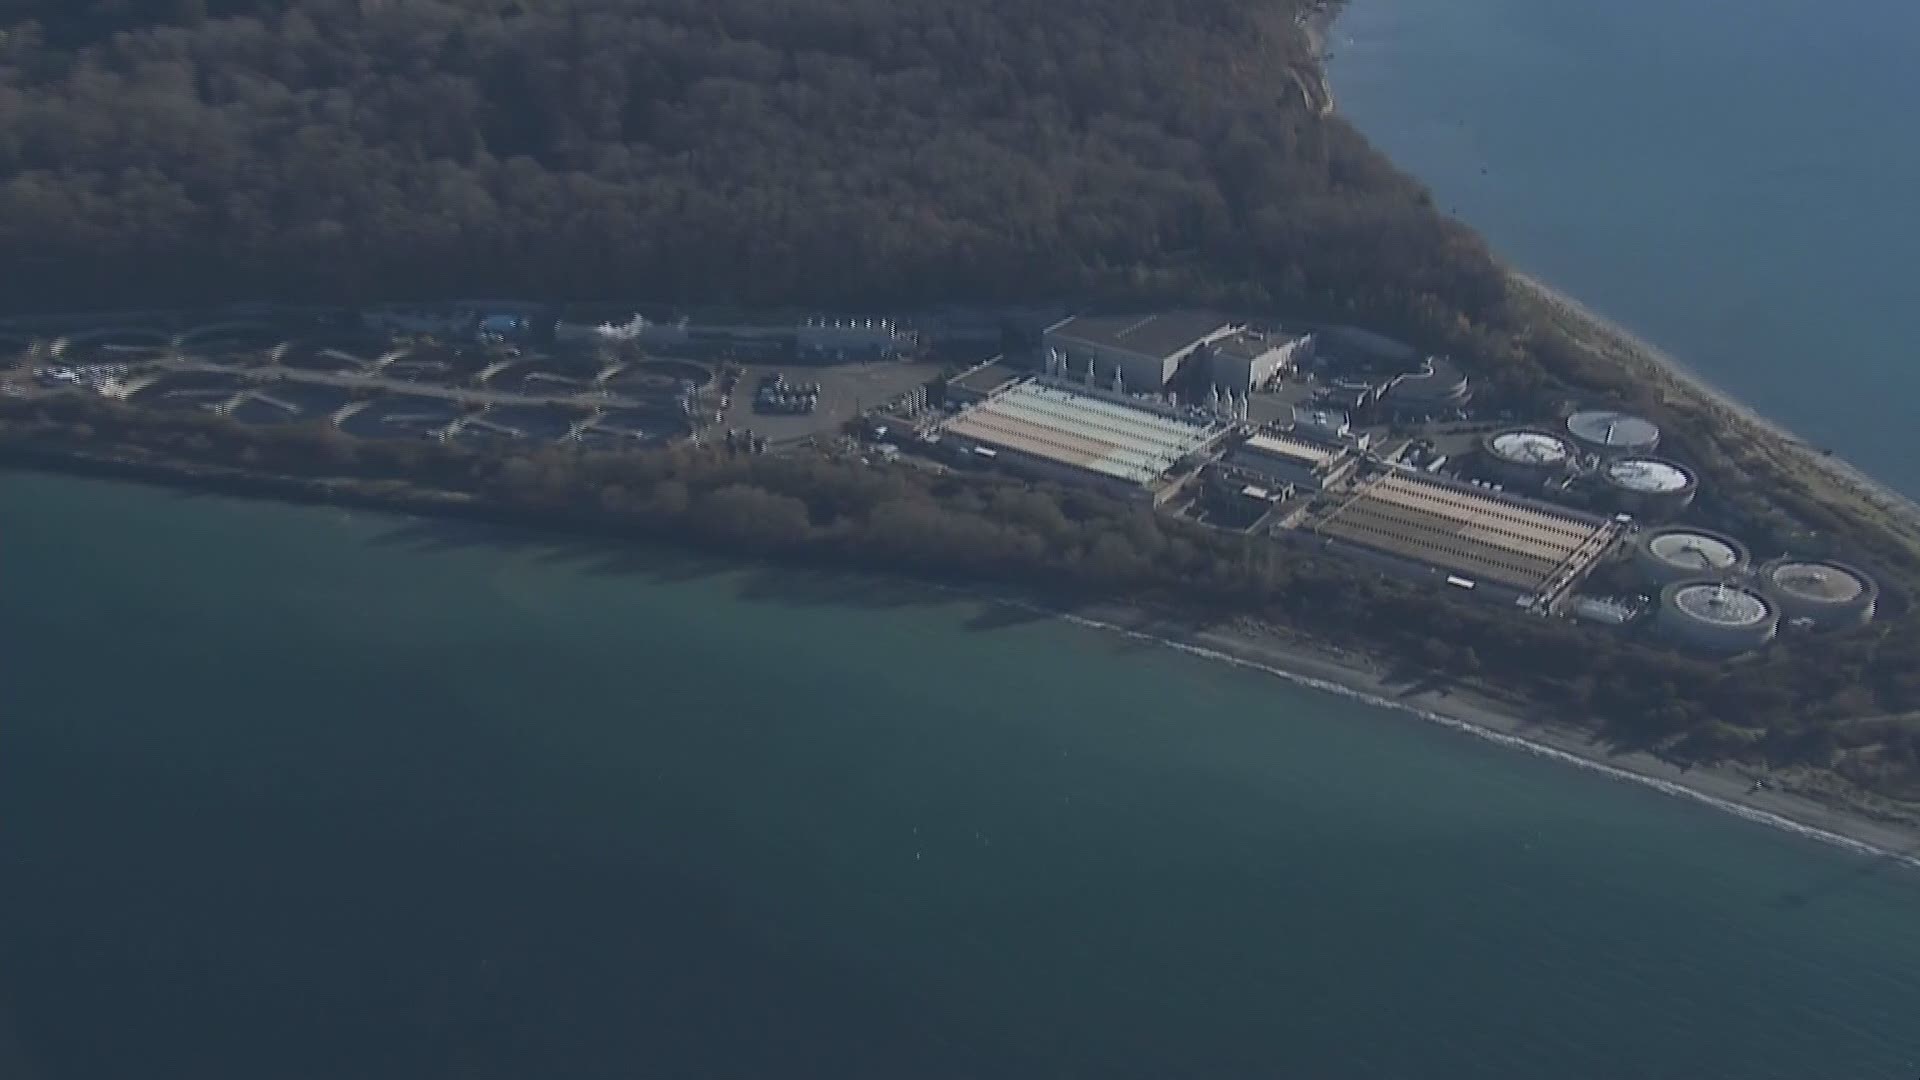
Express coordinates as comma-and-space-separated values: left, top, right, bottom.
1207, 330, 1313, 393
795, 317, 915, 359
1217, 431, 1357, 495
945, 357, 1024, 406
1656, 581, 1779, 653
1319, 378, 1378, 414
1602, 456, 1698, 517
1481, 428, 1576, 487
1567, 409, 1661, 457
1042, 312, 1240, 391
556, 307, 661, 344
939, 380, 1228, 502
365, 302, 543, 340
555, 311, 912, 360
1758, 559, 1878, 628
1291, 405, 1351, 441
1634, 527, 1750, 585
1303, 470, 1622, 609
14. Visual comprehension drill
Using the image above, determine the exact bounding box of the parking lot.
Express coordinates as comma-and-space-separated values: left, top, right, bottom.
720, 359, 944, 445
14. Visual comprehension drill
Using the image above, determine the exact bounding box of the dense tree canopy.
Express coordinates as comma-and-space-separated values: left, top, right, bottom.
0, 0, 1502, 332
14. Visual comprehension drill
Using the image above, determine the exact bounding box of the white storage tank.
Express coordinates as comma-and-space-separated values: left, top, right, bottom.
1482, 428, 1574, 486
1758, 559, 1878, 628
1657, 581, 1779, 654
1567, 409, 1661, 457
1634, 528, 1749, 585
1603, 456, 1697, 517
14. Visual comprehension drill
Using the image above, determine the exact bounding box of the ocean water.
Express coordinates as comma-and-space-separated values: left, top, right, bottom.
1330, 0, 1920, 493
2, 472, 1917, 1078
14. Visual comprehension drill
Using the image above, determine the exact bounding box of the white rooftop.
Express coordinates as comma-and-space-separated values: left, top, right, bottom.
1648, 531, 1741, 570
1490, 430, 1571, 465
1674, 583, 1772, 625
1242, 432, 1338, 468
942, 382, 1221, 488
1767, 562, 1868, 602
1606, 457, 1694, 493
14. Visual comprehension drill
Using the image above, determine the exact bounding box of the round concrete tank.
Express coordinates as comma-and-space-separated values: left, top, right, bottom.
1383, 356, 1469, 416
1635, 528, 1749, 585
1603, 456, 1697, 517
1758, 559, 1878, 628
1657, 580, 1779, 654
1567, 409, 1661, 457
1482, 428, 1574, 485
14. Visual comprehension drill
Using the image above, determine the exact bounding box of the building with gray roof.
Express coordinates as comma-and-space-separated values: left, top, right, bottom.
1043, 311, 1240, 390
1207, 330, 1313, 392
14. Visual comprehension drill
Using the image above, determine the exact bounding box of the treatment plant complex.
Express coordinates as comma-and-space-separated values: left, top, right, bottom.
1, 301, 1875, 658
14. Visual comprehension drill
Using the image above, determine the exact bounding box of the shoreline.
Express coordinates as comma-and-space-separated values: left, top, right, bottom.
6, 442, 1918, 868
1509, 271, 1920, 535
1047, 602, 1920, 871
10, 400, 1920, 866
1305, 15, 1917, 861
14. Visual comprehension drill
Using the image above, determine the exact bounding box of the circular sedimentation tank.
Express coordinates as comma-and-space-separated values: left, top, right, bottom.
1635, 528, 1749, 585
1567, 409, 1661, 456
1657, 580, 1779, 654
1602, 456, 1698, 516
1485, 429, 1573, 469
1481, 428, 1573, 487
1385, 356, 1468, 407
1758, 559, 1877, 628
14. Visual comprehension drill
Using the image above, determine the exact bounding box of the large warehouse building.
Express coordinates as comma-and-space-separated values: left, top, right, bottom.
1303, 470, 1623, 610
1043, 312, 1240, 391
940, 380, 1228, 502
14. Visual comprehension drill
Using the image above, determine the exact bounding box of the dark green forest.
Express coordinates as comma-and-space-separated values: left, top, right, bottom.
0, 0, 1501, 330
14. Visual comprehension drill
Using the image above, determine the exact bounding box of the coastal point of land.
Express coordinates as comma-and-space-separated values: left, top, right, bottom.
0, 0, 1916, 906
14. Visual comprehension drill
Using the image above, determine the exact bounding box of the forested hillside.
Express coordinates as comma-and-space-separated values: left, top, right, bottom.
0, 0, 1503, 336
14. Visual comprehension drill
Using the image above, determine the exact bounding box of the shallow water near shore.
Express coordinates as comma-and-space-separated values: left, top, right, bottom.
3, 472, 1918, 1078
1330, 0, 1920, 494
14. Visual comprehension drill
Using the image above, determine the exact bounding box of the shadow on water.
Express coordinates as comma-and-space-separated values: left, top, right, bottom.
365, 516, 738, 583
362, 516, 980, 617
1772, 840, 1920, 911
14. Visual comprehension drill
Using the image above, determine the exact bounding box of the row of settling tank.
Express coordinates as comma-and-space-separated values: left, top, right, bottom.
1480, 415, 1697, 518
1631, 527, 1878, 653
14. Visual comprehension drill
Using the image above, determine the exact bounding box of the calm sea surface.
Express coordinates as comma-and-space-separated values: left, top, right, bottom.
2, 473, 1917, 1078
1331, 0, 1920, 493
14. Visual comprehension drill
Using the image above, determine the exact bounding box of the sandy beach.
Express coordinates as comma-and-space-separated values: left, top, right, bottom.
1295, 6, 1920, 870
1059, 602, 1920, 871
1063, 269, 1920, 868
1512, 271, 1920, 537
1039, 279, 1920, 867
